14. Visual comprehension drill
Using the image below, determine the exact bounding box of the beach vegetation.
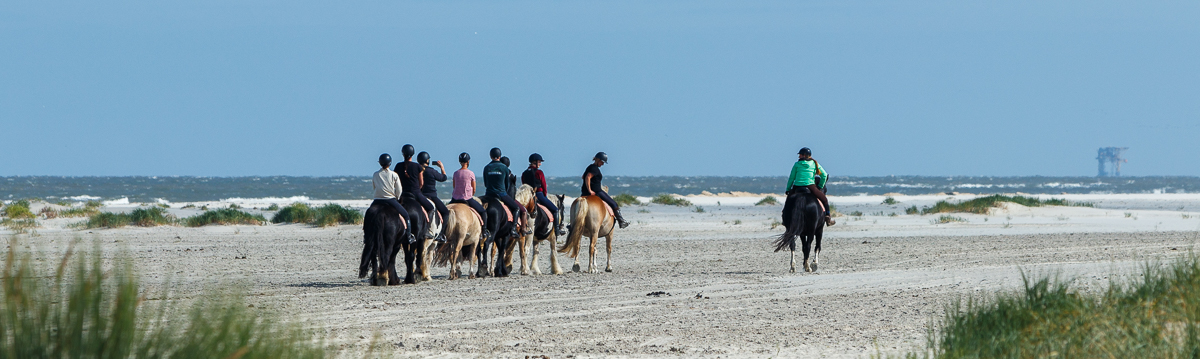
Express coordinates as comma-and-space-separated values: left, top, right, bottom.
931, 215, 967, 224
181, 204, 196, 209
59, 200, 103, 218
920, 195, 1090, 215
755, 196, 779, 206
158, 203, 170, 209
39, 206, 58, 219
693, 206, 705, 213
229, 203, 241, 209
733, 219, 742, 225
85, 207, 176, 229
266, 203, 280, 211
200, 205, 208, 211
184, 209, 268, 227
905, 206, 920, 215
613, 193, 641, 206
1, 219, 39, 234
849, 211, 863, 217
770, 219, 782, 230
637, 208, 649, 214
897, 255, 1200, 359
271, 203, 362, 227
2, 200, 34, 219
882, 197, 899, 205
650, 194, 691, 207
0, 238, 329, 359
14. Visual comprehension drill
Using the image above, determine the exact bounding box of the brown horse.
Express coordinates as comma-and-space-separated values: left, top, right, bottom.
557, 194, 617, 273
515, 185, 564, 275
432, 202, 484, 279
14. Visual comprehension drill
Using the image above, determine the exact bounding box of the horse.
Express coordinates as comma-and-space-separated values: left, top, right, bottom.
479, 195, 522, 277
557, 193, 617, 273
773, 187, 826, 273
400, 193, 443, 282
514, 185, 565, 275
359, 201, 409, 286
432, 202, 484, 280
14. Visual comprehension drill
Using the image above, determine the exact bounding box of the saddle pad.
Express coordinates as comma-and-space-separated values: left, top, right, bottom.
538, 204, 554, 223
485, 200, 513, 222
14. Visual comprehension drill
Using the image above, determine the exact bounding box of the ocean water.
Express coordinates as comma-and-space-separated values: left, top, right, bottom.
3, 176, 1199, 203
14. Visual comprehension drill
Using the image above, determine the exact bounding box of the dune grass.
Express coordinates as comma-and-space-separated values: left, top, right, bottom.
0, 238, 329, 358
183, 208, 268, 227
613, 193, 641, 206
894, 255, 1200, 359
650, 194, 692, 207
85, 207, 176, 229
883, 197, 900, 205
1, 200, 34, 219
931, 215, 967, 224
57, 200, 103, 218
920, 195, 1092, 215
755, 196, 779, 206
271, 203, 362, 227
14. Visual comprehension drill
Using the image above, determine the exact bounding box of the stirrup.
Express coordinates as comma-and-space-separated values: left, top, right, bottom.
435, 233, 447, 243
406, 233, 417, 244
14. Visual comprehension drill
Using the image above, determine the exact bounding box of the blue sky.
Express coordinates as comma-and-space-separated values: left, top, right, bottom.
2, 1, 1197, 177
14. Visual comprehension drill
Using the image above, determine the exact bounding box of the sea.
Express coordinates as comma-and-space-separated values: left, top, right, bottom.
4, 176, 1200, 204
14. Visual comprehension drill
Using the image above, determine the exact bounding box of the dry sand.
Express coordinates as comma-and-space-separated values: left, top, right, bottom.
8, 195, 1200, 358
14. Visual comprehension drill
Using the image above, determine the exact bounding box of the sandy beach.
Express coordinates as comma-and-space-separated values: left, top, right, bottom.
7, 193, 1200, 358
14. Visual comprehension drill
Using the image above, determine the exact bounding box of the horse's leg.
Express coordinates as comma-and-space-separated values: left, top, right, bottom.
802, 234, 813, 273
812, 231, 822, 271
530, 237, 542, 275
549, 236, 563, 274
588, 227, 600, 274
403, 242, 417, 284
519, 233, 531, 275
421, 239, 434, 281
494, 228, 508, 277
604, 232, 614, 273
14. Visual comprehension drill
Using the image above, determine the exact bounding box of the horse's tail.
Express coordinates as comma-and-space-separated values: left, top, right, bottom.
432, 212, 458, 267
558, 198, 585, 257
359, 208, 378, 278
773, 194, 804, 252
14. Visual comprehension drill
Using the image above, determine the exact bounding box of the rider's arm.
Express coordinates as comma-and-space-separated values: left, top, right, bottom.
418, 167, 425, 188
584, 173, 594, 194
786, 162, 800, 192
470, 178, 477, 196
538, 170, 548, 194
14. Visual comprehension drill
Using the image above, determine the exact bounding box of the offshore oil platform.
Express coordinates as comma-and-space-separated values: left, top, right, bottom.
1096, 147, 1128, 177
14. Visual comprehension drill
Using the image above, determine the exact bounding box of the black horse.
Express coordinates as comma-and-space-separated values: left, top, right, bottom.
400, 193, 434, 283
479, 196, 517, 277
773, 187, 826, 273
360, 201, 409, 286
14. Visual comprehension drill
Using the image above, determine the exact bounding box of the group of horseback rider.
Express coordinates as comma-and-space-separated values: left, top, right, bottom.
371, 145, 632, 244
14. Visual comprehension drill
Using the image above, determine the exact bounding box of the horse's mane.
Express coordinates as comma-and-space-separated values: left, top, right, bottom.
515, 184, 535, 207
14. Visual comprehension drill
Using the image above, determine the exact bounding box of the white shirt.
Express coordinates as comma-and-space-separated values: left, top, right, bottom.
372, 168, 402, 200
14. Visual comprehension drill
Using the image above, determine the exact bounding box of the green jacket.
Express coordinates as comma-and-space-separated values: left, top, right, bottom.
786, 160, 827, 190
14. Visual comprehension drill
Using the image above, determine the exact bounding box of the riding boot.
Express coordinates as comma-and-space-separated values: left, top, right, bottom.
825, 211, 836, 226
554, 216, 567, 236
435, 216, 448, 243
615, 209, 631, 229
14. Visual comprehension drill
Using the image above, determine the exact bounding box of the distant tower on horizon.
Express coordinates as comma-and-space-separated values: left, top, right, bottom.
1096, 147, 1128, 177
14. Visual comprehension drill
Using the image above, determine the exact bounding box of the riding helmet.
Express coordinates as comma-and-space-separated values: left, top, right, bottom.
458, 152, 471, 164
402, 144, 416, 159
594, 152, 608, 163
417, 151, 431, 165
798, 147, 812, 156
378, 153, 392, 167
500, 156, 511, 167
490, 147, 502, 159
529, 153, 543, 163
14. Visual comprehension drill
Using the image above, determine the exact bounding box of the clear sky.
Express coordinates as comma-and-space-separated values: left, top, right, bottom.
3, 1, 1197, 177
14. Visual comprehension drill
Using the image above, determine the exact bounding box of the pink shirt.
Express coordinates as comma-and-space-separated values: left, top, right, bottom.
452, 168, 476, 200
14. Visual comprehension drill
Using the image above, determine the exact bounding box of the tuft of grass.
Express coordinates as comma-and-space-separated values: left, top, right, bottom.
905, 206, 920, 215
59, 201, 103, 218
271, 203, 362, 227
770, 219, 782, 230
184, 209, 268, 227
1, 218, 39, 233
903, 255, 1200, 359
85, 207, 176, 229
733, 219, 742, 225
229, 203, 241, 209
931, 215, 967, 224
849, 211, 864, 217
0, 238, 329, 358
882, 197, 899, 205
1, 200, 34, 219
613, 193, 641, 206
650, 194, 692, 207
755, 196, 779, 206
266, 203, 279, 211
921, 195, 1088, 215
693, 206, 705, 213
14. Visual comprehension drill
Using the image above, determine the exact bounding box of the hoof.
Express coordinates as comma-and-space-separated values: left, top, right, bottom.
605, 267, 613, 273
572, 264, 581, 272
810, 263, 819, 271
804, 263, 813, 273
551, 268, 563, 275
790, 268, 796, 273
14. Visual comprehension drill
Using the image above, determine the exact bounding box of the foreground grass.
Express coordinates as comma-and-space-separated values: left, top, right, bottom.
650, 194, 692, 207
920, 195, 1092, 215
0, 238, 329, 358
895, 255, 1200, 358
270, 203, 362, 227
184, 208, 268, 227
85, 207, 176, 229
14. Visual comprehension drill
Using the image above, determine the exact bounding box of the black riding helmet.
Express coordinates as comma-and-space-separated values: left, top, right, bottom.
402, 144, 416, 159
458, 152, 471, 164
529, 153, 543, 163
798, 147, 812, 156
378, 153, 392, 167
594, 152, 608, 163
489, 147, 502, 159
417, 151, 431, 165
500, 156, 510, 167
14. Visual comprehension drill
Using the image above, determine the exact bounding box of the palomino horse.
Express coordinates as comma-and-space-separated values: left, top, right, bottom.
773, 188, 826, 273
360, 201, 409, 286
432, 202, 484, 279
401, 193, 443, 283
514, 185, 565, 275
558, 194, 617, 273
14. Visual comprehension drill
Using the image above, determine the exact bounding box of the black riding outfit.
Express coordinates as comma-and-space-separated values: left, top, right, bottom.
581, 163, 628, 227
396, 160, 445, 241
421, 166, 450, 225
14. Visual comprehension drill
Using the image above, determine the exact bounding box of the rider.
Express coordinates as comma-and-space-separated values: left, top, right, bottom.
581, 152, 630, 229
395, 144, 447, 243
418, 151, 451, 241
483, 148, 528, 236
522, 153, 567, 236
450, 152, 489, 240
785, 147, 835, 226
371, 153, 413, 242
499, 156, 517, 198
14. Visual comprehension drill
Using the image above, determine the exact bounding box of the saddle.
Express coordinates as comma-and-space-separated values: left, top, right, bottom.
483, 197, 513, 222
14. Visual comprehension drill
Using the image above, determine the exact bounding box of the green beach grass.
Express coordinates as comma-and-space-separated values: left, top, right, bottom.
184, 208, 268, 227
85, 207, 176, 229
0, 238, 329, 358
650, 194, 692, 207
755, 196, 779, 206
613, 193, 641, 206
920, 195, 1092, 215
270, 203, 362, 227
1, 200, 34, 220
893, 255, 1200, 358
